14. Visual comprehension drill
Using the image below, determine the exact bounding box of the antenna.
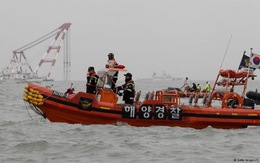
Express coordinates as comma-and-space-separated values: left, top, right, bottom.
219, 35, 232, 70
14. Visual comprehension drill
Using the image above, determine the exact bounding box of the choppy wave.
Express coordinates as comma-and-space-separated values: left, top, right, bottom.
0, 81, 260, 163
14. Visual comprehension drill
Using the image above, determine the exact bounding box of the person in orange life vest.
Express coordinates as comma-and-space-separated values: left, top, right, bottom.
86, 66, 99, 94
117, 73, 135, 105
106, 53, 118, 90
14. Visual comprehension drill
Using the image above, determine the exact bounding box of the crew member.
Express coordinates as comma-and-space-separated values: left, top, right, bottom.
106, 53, 119, 89
181, 77, 190, 89
197, 84, 201, 92
117, 72, 135, 104
181, 77, 191, 97
192, 83, 197, 92
86, 66, 99, 94
205, 81, 211, 92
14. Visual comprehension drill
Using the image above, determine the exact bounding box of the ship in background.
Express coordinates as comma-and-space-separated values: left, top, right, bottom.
152, 71, 172, 80
1, 23, 71, 83
137, 71, 183, 81
1, 57, 39, 83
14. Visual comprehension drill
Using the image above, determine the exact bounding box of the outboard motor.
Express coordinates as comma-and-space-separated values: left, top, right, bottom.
246, 90, 260, 105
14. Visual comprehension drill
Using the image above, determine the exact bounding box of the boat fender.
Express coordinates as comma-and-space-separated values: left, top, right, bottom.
149, 91, 154, 100
135, 91, 141, 102
37, 98, 40, 102
202, 94, 207, 104
145, 92, 150, 100
23, 96, 28, 101
188, 94, 193, 104
222, 92, 242, 108
207, 94, 212, 104
194, 94, 199, 103
27, 95, 33, 100
28, 92, 33, 96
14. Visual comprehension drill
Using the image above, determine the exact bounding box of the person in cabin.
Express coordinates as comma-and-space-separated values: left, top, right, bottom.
116, 72, 135, 105
106, 53, 119, 90
205, 81, 211, 92
86, 66, 99, 94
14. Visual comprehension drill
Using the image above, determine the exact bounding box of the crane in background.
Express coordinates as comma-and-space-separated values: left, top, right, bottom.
11, 23, 71, 81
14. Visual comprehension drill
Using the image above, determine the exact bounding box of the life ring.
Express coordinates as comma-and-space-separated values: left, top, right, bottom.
222, 92, 243, 108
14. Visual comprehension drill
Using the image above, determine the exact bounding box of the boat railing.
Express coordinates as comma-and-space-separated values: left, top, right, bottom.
208, 68, 258, 109
154, 90, 180, 107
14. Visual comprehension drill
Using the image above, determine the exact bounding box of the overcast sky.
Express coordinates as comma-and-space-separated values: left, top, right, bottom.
1, 0, 260, 81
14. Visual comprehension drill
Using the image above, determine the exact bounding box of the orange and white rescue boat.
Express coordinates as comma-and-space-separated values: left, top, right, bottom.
23, 68, 260, 129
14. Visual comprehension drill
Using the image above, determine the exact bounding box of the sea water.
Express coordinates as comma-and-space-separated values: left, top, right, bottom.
0, 79, 260, 163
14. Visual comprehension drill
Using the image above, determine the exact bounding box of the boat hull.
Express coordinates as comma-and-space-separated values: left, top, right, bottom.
40, 103, 260, 129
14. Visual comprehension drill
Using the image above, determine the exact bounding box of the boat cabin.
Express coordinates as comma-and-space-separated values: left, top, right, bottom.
95, 68, 181, 106
96, 68, 127, 104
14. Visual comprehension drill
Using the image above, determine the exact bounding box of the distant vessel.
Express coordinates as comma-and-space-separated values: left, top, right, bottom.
42, 77, 54, 82
137, 72, 182, 81
172, 77, 183, 81
152, 72, 172, 80
1, 23, 71, 83
1, 58, 42, 83
1, 58, 23, 80
1, 56, 43, 83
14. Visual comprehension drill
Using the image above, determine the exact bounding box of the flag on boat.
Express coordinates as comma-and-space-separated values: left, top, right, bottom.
250, 53, 260, 69
238, 53, 250, 69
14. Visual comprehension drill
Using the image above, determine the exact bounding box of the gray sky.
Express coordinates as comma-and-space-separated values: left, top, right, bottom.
1, 0, 260, 81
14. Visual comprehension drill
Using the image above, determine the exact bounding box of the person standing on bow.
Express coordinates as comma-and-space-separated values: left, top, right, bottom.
86, 66, 99, 94
106, 53, 119, 90
116, 73, 135, 105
